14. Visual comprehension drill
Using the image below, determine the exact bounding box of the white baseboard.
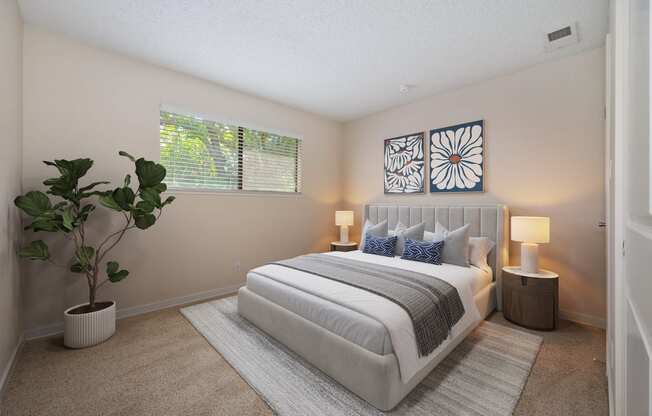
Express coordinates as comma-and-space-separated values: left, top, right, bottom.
1, 334, 24, 402
23, 284, 243, 341
560, 309, 606, 329
22, 286, 606, 340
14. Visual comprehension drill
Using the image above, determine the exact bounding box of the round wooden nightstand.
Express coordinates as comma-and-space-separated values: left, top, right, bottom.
330, 241, 358, 252
502, 266, 559, 331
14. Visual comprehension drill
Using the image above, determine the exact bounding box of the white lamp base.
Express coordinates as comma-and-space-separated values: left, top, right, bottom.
339, 225, 349, 243
520, 243, 539, 274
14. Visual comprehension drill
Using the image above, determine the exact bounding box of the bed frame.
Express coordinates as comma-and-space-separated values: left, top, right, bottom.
238, 204, 509, 411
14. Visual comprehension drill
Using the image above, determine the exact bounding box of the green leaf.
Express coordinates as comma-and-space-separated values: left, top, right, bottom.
79, 190, 109, 200
106, 261, 119, 275
140, 188, 161, 208
135, 200, 155, 213
52, 201, 68, 210
77, 204, 95, 222
118, 151, 136, 162
162, 196, 176, 207
62, 206, 75, 231
105, 261, 128, 282
42, 159, 95, 201
43, 175, 76, 200
79, 181, 110, 193
18, 240, 50, 260
135, 158, 166, 188
44, 159, 93, 179
14, 191, 52, 217
70, 262, 91, 273
123, 174, 131, 187
152, 183, 167, 193
134, 213, 156, 229
108, 269, 129, 283
75, 246, 95, 267
71, 159, 94, 178
99, 194, 122, 211
112, 187, 135, 211
26, 217, 61, 232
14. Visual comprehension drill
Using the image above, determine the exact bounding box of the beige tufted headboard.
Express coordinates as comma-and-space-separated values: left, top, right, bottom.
363, 204, 509, 308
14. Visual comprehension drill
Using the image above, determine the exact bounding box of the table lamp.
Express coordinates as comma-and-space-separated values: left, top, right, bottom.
511, 216, 550, 274
335, 211, 354, 243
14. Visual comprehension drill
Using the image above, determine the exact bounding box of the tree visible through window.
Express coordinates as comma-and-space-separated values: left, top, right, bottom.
160, 110, 302, 193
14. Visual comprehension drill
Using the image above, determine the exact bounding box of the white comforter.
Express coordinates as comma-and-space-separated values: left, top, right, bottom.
249, 250, 482, 383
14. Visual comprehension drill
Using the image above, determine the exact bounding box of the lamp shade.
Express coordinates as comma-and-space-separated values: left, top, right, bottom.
335, 211, 354, 226
511, 216, 550, 243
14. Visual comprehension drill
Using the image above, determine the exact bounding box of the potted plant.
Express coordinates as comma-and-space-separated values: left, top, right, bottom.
14, 151, 175, 348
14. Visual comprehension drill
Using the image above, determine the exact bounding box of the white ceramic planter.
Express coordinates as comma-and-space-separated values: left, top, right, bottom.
63, 301, 116, 348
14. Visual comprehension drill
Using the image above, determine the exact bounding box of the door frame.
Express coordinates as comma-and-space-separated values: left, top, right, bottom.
612, 0, 628, 414
605, 31, 615, 416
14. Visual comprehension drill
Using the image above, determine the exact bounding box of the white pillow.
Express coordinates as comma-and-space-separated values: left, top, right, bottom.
423, 230, 437, 241
430, 223, 494, 270
468, 237, 495, 271
393, 222, 426, 255
359, 219, 388, 250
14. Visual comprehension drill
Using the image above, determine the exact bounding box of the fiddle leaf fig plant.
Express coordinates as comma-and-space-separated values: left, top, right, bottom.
14, 151, 175, 311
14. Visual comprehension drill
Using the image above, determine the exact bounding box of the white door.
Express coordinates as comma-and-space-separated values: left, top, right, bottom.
612, 0, 652, 414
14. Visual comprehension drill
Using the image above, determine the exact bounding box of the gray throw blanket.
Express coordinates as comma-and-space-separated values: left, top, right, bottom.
271, 254, 465, 357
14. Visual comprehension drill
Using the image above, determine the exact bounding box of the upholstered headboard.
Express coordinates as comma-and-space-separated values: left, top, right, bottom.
363, 204, 509, 307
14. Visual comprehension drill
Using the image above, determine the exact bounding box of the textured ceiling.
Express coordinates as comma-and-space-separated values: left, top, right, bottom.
18, 0, 608, 121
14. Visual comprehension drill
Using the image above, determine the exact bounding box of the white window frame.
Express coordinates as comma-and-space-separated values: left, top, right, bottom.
160, 105, 304, 197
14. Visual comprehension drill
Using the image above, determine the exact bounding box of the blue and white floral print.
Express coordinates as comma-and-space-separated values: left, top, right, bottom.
430, 120, 484, 192
384, 133, 425, 193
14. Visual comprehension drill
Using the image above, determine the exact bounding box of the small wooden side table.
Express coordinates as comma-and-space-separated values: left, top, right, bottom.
502, 266, 559, 330
330, 241, 358, 252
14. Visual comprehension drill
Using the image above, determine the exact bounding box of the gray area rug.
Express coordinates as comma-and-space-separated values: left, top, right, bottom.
181, 297, 542, 416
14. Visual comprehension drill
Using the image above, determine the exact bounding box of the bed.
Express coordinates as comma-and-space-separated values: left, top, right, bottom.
238, 204, 509, 411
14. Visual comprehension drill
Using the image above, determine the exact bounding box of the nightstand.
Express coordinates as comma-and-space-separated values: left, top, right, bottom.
330, 241, 358, 252
502, 266, 559, 330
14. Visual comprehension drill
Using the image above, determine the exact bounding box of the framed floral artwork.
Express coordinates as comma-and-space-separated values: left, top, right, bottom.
384, 132, 425, 194
429, 120, 484, 193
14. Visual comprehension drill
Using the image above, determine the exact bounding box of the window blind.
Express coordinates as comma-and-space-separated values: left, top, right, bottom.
160, 110, 302, 193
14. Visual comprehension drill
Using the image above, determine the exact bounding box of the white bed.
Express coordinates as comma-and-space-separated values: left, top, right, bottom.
238, 204, 509, 410
247, 251, 492, 356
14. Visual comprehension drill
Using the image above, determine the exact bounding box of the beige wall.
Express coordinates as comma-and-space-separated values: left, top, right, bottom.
342, 47, 607, 325
0, 0, 23, 385
21, 26, 343, 332
19, 24, 606, 331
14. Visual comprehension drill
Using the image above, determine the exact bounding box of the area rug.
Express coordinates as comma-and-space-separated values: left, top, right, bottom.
181, 297, 542, 416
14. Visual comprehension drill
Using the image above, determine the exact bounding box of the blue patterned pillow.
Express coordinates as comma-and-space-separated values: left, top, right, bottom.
363, 235, 398, 257
401, 239, 444, 264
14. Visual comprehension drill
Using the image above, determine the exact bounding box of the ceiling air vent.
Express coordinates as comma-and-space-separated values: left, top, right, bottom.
544, 22, 579, 52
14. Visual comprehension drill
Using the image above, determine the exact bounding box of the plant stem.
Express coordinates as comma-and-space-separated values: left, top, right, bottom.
88, 271, 96, 308
90, 214, 134, 304
97, 222, 133, 265
96, 215, 133, 256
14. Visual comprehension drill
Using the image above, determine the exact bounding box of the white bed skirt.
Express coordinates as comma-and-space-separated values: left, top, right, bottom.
237, 282, 496, 411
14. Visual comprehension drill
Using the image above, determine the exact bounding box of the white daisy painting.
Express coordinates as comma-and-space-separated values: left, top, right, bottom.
384, 133, 425, 194
430, 120, 484, 193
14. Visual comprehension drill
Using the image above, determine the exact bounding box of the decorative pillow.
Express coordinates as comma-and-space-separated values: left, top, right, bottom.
401, 239, 444, 264
359, 219, 388, 251
469, 237, 495, 271
433, 223, 471, 267
393, 222, 426, 255
362, 235, 398, 257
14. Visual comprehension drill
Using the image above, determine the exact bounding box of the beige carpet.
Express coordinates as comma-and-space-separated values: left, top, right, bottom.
1, 299, 608, 416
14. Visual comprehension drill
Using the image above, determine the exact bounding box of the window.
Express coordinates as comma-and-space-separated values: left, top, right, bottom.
159, 110, 302, 193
